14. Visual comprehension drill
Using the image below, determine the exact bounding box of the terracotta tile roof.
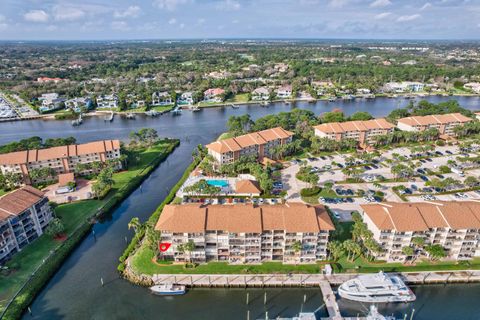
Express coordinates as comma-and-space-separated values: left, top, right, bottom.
155, 203, 335, 233
361, 202, 480, 232
0, 186, 46, 220
314, 118, 394, 134
206, 127, 294, 155
397, 113, 472, 127
235, 180, 262, 194
58, 172, 75, 186
0, 140, 120, 166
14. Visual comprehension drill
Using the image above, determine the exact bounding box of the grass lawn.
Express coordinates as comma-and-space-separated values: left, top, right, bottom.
0, 140, 178, 314
0, 189, 6, 197
151, 105, 174, 113
217, 132, 234, 140
226, 93, 249, 103
131, 246, 323, 275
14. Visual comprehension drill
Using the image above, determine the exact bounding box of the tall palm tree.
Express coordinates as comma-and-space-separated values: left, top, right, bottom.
128, 217, 142, 234
327, 241, 344, 261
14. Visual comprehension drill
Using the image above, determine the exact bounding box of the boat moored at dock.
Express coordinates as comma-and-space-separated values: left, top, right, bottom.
150, 283, 186, 296
338, 272, 416, 303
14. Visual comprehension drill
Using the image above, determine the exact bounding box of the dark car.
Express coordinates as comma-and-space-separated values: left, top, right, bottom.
410, 184, 418, 191
417, 168, 425, 174
364, 165, 371, 170
320, 156, 327, 160
436, 174, 445, 179
346, 197, 354, 203
420, 175, 429, 182
435, 151, 443, 156
337, 163, 344, 168
445, 150, 453, 155
420, 159, 426, 163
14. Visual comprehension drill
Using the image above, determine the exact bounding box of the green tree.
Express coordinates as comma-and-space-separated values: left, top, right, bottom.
45, 218, 65, 238
425, 244, 446, 261
128, 217, 143, 234
327, 241, 344, 261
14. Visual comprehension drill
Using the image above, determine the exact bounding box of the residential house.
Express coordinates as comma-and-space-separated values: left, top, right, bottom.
251, 87, 270, 101
96, 94, 118, 109
464, 82, 480, 93
155, 203, 335, 264
0, 140, 121, 183
314, 119, 395, 146
37, 77, 63, 83
360, 202, 480, 262
383, 82, 425, 93
206, 127, 294, 166
177, 92, 194, 105
0, 186, 54, 263
152, 92, 173, 106
396, 113, 473, 136
39, 93, 65, 113
276, 85, 293, 99
65, 97, 92, 113
204, 88, 225, 102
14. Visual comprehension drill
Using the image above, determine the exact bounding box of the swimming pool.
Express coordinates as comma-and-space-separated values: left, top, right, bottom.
206, 179, 229, 187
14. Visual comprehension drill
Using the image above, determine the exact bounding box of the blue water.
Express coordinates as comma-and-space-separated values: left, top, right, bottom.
207, 179, 229, 187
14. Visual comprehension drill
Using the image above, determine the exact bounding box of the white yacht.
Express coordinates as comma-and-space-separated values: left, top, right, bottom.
150, 283, 186, 296
338, 272, 416, 303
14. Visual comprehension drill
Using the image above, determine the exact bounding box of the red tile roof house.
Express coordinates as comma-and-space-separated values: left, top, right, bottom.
0, 140, 121, 184
155, 203, 335, 264
206, 127, 294, 166
0, 186, 54, 263
203, 88, 226, 103
396, 113, 473, 136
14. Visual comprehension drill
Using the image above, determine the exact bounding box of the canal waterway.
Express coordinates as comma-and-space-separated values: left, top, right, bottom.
0, 96, 479, 319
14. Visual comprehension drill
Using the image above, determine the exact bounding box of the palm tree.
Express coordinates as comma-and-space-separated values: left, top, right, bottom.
128, 217, 142, 234
343, 240, 361, 262
183, 240, 196, 264
327, 241, 344, 261
292, 240, 302, 263
402, 246, 414, 262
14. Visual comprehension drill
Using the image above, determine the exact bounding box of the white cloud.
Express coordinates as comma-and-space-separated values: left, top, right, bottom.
232, 19, 239, 24
111, 21, 130, 31
53, 6, 85, 21
328, 0, 349, 8
216, 0, 241, 11
24, 10, 49, 23
0, 15, 6, 31
114, 6, 141, 18
397, 14, 421, 22
168, 18, 177, 24
197, 18, 206, 25
370, 0, 391, 8
420, 2, 432, 10
153, 0, 188, 11
374, 12, 392, 19
46, 25, 58, 32
179, 23, 185, 29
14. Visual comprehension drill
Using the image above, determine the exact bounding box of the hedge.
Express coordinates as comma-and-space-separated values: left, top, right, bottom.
300, 187, 321, 197
117, 155, 202, 273
2, 139, 179, 320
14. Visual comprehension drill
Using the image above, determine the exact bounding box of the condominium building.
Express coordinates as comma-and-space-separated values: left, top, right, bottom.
396, 113, 473, 136
360, 202, 480, 263
155, 203, 335, 264
206, 127, 294, 166
0, 140, 121, 182
0, 186, 53, 263
314, 119, 395, 145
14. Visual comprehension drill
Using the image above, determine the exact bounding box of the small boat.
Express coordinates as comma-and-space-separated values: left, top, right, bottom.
71, 114, 83, 126
231, 104, 239, 109
284, 100, 291, 105
171, 106, 182, 115
104, 111, 114, 122
125, 113, 136, 119
189, 105, 201, 112
145, 110, 160, 117
150, 283, 186, 296
328, 97, 337, 102
338, 271, 416, 303
365, 305, 396, 320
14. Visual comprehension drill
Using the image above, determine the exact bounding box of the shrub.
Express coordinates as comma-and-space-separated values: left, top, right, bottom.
300, 187, 321, 197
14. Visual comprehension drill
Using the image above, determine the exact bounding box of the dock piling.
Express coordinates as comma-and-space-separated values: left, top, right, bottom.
101, 277, 104, 286
264, 292, 267, 305
246, 292, 249, 305
247, 310, 250, 320
410, 308, 415, 320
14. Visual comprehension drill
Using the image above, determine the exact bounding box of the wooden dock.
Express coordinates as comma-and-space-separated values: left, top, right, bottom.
319, 281, 342, 320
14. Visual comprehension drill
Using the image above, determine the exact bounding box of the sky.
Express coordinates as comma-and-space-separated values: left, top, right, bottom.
0, 0, 479, 40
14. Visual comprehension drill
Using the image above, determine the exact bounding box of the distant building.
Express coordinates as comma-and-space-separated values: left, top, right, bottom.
234, 180, 262, 197
361, 202, 480, 262
464, 82, 480, 93
396, 113, 473, 136
37, 77, 63, 83
276, 85, 292, 99
96, 94, 118, 109
177, 92, 194, 105
0, 186, 54, 263
155, 203, 335, 264
314, 119, 395, 146
152, 92, 173, 106
251, 87, 270, 101
204, 88, 225, 102
206, 127, 294, 166
384, 82, 424, 93
65, 97, 93, 113
0, 140, 121, 182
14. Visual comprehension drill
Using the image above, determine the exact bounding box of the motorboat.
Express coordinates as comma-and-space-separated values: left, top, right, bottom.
338, 271, 416, 303
366, 305, 396, 320
145, 110, 160, 117
150, 283, 186, 296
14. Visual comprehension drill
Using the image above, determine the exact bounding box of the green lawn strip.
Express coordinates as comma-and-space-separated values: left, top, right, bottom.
0, 189, 6, 197
217, 132, 234, 140
226, 93, 250, 103
150, 105, 174, 113
0, 139, 179, 319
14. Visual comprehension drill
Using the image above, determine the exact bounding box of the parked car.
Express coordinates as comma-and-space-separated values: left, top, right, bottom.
420, 175, 429, 182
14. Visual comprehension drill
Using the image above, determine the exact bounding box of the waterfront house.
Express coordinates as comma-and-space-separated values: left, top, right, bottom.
206, 127, 294, 166
177, 92, 194, 105
251, 87, 270, 101
39, 93, 65, 113
96, 94, 118, 109
383, 82, 425, 93
464, 82, 480, 93
152, 92, 173, 106
0, 186, 54, 263
276, 85, 292, 99
314, 119, 395, 146
0, 140, 121, 183
155, 203, 335, 264
65, 97, 93, 113
360, 202, 480, 262
204, 88, 225, 102
396, 113, 472, 136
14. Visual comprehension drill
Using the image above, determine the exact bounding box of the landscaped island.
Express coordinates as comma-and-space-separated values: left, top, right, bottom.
0, 133, 179, 320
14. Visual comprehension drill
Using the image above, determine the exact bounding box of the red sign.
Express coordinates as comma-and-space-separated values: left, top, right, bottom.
159, 243, 171, 252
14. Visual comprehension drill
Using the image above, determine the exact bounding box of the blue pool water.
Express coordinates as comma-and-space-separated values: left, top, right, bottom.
206, 179, 229, 187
